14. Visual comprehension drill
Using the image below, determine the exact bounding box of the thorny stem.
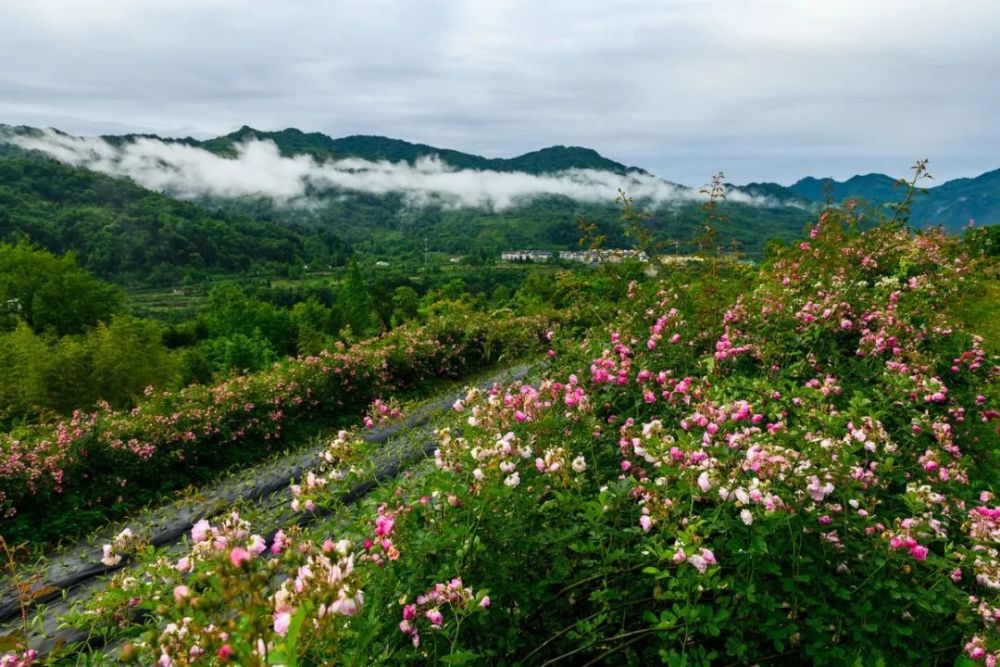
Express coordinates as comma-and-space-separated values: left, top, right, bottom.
578, 631, 649, 667
519, 596, 656, 663
539, 627, 660, 666
889, 158, 932, 228
698, 172, 728, 270
520, 562, 649, 630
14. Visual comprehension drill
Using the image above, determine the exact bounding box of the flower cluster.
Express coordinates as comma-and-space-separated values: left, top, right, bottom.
399, 578, 489, 648
1, 312, 552, 545
271, 538, 363, 638
362, 397, 405, 429
0, 650, 37, 667
362, 503, 404, 565
84, 513, 366, 666
100, 526, 141, 567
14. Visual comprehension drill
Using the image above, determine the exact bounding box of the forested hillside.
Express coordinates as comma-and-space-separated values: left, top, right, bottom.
190, 126, 646, 175
0, 150, 348, 285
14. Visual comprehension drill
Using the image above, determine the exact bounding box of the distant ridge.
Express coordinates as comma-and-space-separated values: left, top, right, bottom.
184, 126, 646, 176
771, 171, 1000, 231
0, 122, 647, 177
789, 173, 899, 205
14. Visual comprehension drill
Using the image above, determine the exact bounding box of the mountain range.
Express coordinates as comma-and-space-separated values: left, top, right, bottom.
94, 124, 999, 232
0, 123, 995, 286
100, 125, 646, 176
747, 171, 1000, 230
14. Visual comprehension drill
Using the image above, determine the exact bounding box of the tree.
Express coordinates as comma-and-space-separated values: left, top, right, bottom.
86, 316, 178, 407
200, 329, 277, 375
0, 242, 124, 336
337, 258, 376, 338
391, 286, 420, 324
203, 284, 296, 355
291, 298, 333, 356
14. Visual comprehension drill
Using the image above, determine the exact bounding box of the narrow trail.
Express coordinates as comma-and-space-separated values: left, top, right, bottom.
0, 362, 535, 656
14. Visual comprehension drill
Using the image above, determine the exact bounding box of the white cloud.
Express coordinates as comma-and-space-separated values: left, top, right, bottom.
7, 129, 781, 210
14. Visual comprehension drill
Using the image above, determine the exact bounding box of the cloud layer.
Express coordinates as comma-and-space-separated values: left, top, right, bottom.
8, 129, 777, 210
0, 1, 996, 185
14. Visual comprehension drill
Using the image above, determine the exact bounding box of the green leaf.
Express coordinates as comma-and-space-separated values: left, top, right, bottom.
441, 650, 480, 664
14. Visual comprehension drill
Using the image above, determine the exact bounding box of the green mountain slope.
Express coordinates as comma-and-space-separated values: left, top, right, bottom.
0, 150, 348, 285
32, 123, 1000, 276
789, 173, 900, 205
116, 126, 814, 254
909, 168, 1000, 230
785, 171, 1000, 231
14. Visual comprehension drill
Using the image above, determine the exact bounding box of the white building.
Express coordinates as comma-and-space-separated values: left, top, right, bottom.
501, 250, 552, 262
557, 249, 649, 264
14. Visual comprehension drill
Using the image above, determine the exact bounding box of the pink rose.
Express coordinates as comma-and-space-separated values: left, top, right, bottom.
229, 547, 251, 568
274, 611, 292, 636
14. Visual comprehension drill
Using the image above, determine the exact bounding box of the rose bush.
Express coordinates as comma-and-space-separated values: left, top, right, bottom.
9, 209, 1000, 665
0, 311, 552, 546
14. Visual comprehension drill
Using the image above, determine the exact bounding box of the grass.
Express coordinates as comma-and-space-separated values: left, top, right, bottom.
952, 277, 1000, 351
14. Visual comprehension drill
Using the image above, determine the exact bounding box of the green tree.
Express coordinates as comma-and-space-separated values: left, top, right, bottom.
86, 316, 178, 407
337, 258, 376, 338
200, 329, 278, 374
391, 286, 420, 325
203, 284, 295, 355
0, 322, 48, 423
291, 298, 334, 356
0, 242, 124, 336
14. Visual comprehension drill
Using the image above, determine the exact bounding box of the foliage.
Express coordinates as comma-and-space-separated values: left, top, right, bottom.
195, 126, 640, 175
0, 243, 586, 425
0, 310, 553, 546
0, 153, 348, 286
0, 245, 179, 426
790, 168, 1000, 233
0, 241, 124, 336
14, 209, 996, 666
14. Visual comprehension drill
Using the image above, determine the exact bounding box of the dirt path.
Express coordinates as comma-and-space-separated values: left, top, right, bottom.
0, 362, 535, 656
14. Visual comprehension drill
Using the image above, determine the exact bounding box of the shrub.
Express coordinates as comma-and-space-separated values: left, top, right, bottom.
0, 311, 551, 546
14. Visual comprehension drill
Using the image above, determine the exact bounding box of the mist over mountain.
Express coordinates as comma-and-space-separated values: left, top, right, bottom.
0, 122, 996, 289
0, 143, 348, 284
0, 125, 791, 210
194, 126, 647, 176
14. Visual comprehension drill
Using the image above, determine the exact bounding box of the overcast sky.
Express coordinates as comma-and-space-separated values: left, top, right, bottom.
1, 0, 997, 185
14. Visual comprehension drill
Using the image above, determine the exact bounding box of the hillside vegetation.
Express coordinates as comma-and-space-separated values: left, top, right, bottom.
0, 152, 348, 285
2, 193, 996, 665
191, 126, 644, 175
1, 125, 823, 275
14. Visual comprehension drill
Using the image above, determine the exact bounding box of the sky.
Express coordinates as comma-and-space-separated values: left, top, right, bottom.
1, 0, 998, 186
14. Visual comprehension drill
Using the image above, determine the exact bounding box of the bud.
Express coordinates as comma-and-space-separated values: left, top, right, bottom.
119, 643, 137, 663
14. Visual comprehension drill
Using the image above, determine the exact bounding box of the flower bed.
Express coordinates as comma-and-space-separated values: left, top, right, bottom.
0, 311, 552, 546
